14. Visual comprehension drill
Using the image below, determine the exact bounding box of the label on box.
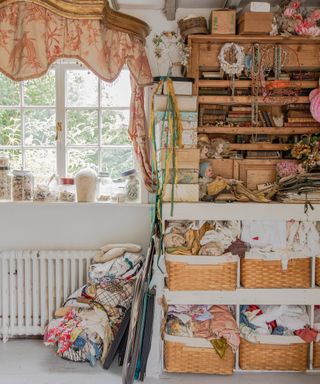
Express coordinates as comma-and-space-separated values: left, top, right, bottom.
155, 123, 197, 149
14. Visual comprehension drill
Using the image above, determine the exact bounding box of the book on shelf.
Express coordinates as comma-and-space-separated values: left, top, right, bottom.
258, 110, 267, 127
246, 150, 281, 159
287, 117, 316, 123
284, 122, 320, 127
202, 71, 223, 79
231, 106, 252, 112
262, 111, 274, 127
286, 104, 310, 110
199, 88, 230, 96
287, 110, 313, 118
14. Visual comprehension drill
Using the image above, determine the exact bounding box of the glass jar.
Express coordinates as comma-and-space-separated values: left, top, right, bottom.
12, 170, 33, 201
0, 166, 12, 201
121, 169, 140, 202
59, 178, 76, 202
97, 172, 112, 201
75, 168, 97, 203
111, 177, 126, 203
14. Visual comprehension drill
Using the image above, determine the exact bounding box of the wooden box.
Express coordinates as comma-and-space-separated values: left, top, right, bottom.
156, 111, 198, 130
237, 12, 273, 35
234, 159, 282, 190
210, 9, 236, 35
155, 123, 197, 149
163, 184, 199, 202
159, 148, 200, 169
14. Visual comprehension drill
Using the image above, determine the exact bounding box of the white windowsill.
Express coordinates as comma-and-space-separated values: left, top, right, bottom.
0, 201, 152, 208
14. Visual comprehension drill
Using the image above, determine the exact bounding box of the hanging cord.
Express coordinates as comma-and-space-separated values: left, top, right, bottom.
149, 76, 183, 272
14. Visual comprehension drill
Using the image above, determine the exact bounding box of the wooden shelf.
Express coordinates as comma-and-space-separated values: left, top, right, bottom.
198, 95, 310, 105
198, 80, 318, 89
198, 126, 320, 135
229, 143, 293, 151
188, 35, 320, 44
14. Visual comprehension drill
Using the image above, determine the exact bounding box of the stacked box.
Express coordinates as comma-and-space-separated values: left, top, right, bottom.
155, 111, 198, 150
154, 93, 200, 202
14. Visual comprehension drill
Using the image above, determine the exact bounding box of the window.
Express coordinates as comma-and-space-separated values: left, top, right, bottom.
0, 61, 133, 182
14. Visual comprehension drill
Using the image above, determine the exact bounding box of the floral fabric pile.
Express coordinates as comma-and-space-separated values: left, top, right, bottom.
240, 305, 318, 343
166, 305, 240, 358
44, 252, 143, 366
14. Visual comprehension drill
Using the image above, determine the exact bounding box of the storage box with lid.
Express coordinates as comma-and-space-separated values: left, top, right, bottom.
165, 253, 238, 290
164, 334, 234, 374
210, 9, 236, 35
240, 336, 309, 371
237, 12, 273, 35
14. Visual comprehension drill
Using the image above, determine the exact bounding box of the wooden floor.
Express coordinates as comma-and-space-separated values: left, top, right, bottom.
0, 340, 319, 384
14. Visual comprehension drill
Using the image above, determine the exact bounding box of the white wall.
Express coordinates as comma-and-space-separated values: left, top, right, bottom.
0, 203, 152, 253
121, 7, 212, 76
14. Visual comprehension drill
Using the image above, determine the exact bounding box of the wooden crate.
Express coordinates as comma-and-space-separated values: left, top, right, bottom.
209, 159, 235, 179
237, 12, 273, 35
159, 148, 200, 169
163, 184, 199, 202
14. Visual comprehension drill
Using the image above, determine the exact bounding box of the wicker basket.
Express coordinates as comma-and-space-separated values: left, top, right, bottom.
314, 342, 320, 368
239, 338, 308, 371
164, 335, 234, 375
316, 256, 320, 286
165, 254, 238, 291
178, 17, 208, 39
240, 257, 311, 288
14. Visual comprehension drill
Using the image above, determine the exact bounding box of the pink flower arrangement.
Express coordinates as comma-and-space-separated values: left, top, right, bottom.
276, 1, 320, 36
276, 161, 299, 178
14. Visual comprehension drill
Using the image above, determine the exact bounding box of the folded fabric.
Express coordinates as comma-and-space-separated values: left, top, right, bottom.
294, 327, 318, 343
210, 338, 228, 359
241, 220, 286, 249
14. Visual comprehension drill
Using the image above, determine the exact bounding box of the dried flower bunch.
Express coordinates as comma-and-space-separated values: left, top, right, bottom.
273, 1, 320, 36
291, 135, 320, 171
152, 31, 190, 67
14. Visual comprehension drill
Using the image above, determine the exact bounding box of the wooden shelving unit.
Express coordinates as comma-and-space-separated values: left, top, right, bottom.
187, 34, 320, 188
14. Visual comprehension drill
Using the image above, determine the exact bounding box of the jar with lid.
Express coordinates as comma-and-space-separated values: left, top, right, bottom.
0, 154, 11, 201
121, 169, 140, 202
97, 172, 112, 201
59, 178, 76, 202
12, 170, 33, 201
111, 177, 126, 203
75, 168, 97, 203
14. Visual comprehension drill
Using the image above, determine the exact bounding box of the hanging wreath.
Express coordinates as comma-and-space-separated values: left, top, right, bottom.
218, 43, 245, 76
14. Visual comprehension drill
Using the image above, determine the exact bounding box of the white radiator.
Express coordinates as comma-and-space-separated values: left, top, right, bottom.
0, 250, 96, 340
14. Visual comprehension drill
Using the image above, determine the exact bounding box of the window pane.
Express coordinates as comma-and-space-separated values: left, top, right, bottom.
66, 110, 98, 145
101, 70, 131, 107
102, 109, 130, 145
24, 109, 56, 146
101, 148, 134, 179
0, 109, 21, 145
66, 70, 98, 107
25, 149, 56, 177
0, 149, 22, 170
67, 148, 98, 176
0, 74, 20, 106
24, 70, 55, 106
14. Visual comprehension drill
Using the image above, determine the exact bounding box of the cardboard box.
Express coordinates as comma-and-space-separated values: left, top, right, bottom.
210, 9, 236, 35
237, 12, 273, 35
167, 169, 199, 184
155, 124, 197, 149
154, 95, 197, 112
243, 2, 271, 12
159, 148, 200, 169
163, 184, 199, 202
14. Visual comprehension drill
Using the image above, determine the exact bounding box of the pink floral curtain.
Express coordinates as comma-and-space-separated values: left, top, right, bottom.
0, 1, 154, 190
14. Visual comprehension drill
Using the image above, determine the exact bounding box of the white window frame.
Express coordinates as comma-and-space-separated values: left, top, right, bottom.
56, 61, 133, 178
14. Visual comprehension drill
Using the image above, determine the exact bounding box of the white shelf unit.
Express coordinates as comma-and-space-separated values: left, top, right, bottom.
146, 203, 320, 376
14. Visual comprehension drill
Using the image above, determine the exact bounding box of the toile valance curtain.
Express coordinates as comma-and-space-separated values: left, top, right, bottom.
0, 0, 154, 190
